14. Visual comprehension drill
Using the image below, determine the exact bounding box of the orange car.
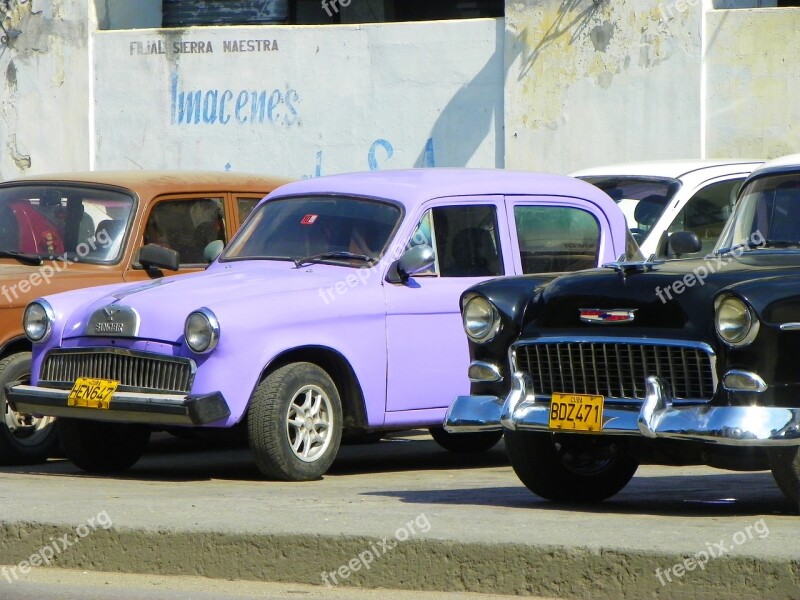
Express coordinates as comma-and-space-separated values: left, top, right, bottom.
0, 170, 290, 464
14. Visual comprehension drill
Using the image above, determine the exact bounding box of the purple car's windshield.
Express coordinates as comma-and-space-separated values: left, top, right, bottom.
223, 195, 402, 266
0, 184, 134, 265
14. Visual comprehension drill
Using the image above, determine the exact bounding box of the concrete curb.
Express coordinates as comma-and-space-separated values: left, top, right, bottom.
1, 523, 797, 599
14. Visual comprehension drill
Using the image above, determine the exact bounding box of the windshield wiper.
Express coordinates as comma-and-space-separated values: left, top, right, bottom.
713, 239, 764, 256
293, 251, 376, 268
0, 250, 43, 266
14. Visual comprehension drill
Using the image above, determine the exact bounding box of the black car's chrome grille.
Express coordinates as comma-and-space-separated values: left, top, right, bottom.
40, 349, 195, 394
514, 341, 715, 401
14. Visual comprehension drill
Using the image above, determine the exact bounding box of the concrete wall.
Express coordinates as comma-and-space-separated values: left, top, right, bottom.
0, 0, 92, 178
91, 19, 505, 178
705, 7, 800, 158
503, 0, 703, 174
1, 0, 798, 181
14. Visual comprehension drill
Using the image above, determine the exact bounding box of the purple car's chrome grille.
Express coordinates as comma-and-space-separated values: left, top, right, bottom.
40, 349, 194, 394
514, 341, 715, 402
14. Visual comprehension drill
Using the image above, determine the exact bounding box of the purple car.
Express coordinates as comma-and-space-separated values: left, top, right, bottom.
7, 169, 635, 480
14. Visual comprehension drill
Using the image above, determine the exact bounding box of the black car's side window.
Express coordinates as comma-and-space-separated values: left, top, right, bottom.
409, 205, 503, 278
514, 205, 600, 274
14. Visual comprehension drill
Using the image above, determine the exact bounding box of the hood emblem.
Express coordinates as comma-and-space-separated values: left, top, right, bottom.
579, 308, 637, 324
86, 304, 140, 337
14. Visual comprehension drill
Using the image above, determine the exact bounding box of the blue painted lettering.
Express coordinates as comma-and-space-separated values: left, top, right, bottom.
170, 73, 300, 126
368, 139, 394, 171
219, 90, 233, 124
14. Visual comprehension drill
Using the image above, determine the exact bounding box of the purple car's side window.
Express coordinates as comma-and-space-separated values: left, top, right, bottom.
408, 205, 503, 278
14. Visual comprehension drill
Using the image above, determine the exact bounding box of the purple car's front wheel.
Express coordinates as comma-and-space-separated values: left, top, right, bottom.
248, 362, 343, 481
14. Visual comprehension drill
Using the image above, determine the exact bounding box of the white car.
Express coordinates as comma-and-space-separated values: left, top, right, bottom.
571, 159, 764, 258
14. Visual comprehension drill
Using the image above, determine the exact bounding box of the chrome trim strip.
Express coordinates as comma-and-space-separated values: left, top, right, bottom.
779, 322, 800, 331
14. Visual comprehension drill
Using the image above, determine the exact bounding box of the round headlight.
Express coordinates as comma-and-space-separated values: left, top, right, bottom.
23, 301, 54, 343
715, 295, 759, 347
184, 309, 220, 354
463, 295, 501, 343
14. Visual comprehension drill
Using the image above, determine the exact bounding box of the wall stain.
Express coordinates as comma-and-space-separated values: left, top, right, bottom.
590, 21, 613, 53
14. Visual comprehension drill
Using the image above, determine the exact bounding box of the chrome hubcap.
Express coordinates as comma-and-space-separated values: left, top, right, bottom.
4, 401, 55, 447
286, 384, 333, 463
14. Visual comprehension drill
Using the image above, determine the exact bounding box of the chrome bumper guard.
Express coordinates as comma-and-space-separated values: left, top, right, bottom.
5, 384, 230, 426
444, 373, 800, 446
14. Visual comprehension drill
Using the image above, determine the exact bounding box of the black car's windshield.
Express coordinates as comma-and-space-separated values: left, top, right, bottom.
0, 184, 134, 264
578, 176, 680, 245
714, 173, 800, 254
223, 195, 402, 266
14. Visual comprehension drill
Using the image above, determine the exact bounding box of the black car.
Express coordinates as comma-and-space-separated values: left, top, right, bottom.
444, 155, 800, 511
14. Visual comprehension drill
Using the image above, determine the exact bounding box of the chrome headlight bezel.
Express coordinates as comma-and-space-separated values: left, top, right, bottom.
23, 300, 55, 343
714, 294, 760, 347
184, 308, 220, 354
462, 294, 501, 344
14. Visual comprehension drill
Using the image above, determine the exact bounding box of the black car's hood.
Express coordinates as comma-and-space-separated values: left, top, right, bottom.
528, 251, 800, 336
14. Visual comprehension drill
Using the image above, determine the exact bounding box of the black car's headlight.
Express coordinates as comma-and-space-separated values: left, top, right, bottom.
184, 308, 220, 354
23, 300, 54, 343
462, 294, 501, 343
715, 294, 759, 347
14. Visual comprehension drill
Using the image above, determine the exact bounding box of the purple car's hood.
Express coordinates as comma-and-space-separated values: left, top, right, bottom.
61, 260, 378, 343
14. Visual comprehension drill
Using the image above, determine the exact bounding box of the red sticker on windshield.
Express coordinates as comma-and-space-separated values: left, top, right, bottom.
300, 214, 318, 225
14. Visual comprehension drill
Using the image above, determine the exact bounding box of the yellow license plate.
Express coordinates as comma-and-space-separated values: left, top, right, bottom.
67, 377, 119, 409
549, 393, 604, 432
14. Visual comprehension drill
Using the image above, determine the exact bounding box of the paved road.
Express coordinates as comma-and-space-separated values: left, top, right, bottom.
2, 566, 551, 600
0, 430, 798, 599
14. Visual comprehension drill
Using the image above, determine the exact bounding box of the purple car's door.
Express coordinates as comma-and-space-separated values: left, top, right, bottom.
384, 197, 513, 414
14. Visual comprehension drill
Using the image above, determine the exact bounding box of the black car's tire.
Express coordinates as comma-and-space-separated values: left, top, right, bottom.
505, 430, 638, 502
58, 419, 150, 473
248, 362, 342, 481
0, 352, 59, 465
768, 447, 800, 510
428, 426, 502, 453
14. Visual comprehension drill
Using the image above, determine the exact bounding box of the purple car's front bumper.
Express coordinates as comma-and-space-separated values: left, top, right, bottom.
5, 383, 230, 426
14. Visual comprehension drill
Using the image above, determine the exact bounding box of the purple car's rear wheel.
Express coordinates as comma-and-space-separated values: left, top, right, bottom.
0, 352, 59, 465
248, 362, 343, 481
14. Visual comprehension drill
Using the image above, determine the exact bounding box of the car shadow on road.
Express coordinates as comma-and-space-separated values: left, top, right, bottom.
0, 430, 511, 483
361, 470, 797, 517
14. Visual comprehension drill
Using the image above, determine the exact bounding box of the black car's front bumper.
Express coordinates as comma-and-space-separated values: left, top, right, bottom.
5, 384, 230, 426
444, 373, 800, 446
